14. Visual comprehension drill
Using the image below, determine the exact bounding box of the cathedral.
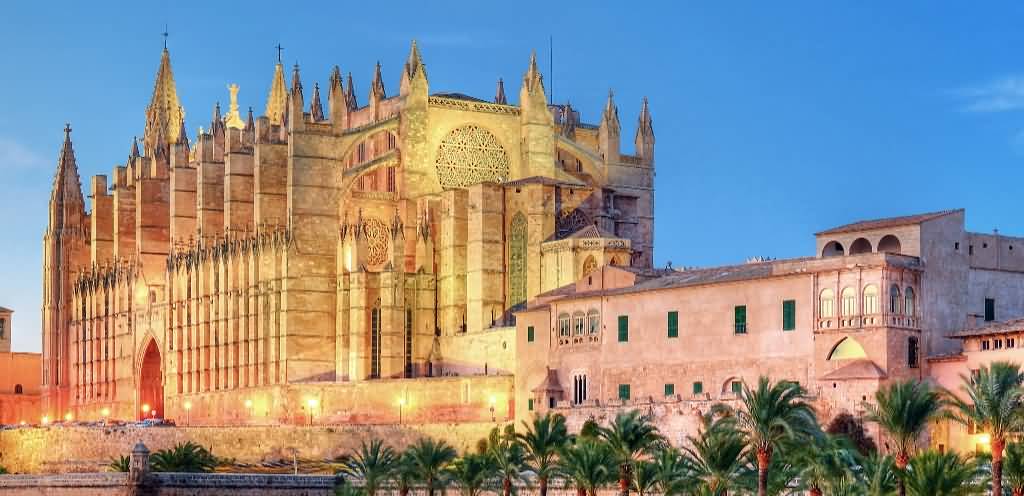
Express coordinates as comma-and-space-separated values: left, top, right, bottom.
40, 41, 655, 424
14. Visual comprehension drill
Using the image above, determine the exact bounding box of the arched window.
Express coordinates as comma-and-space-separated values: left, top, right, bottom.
14, 384, 23, 394
841, 287, 857, 316
819, 289, 835, 318
889, 284, 901, 313
863, 285, 879, 314
370, 307, 381, 379
850, 238, 872, 255
905, 287, 915, 316
572, 311, 585, 336
822, 241, 845, 257
828, 337, 868, 360
508, 212, 528, 310
878, 235, 902, 254
587, 309, 600, 335
582, 255, 598, 276
558, 313, 570, 337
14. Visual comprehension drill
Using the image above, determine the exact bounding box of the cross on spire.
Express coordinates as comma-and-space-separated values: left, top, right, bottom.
162, 24, 169, 49
275, 43, 284, 64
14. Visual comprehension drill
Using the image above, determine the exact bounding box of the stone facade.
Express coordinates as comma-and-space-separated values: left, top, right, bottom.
39, 42, 655, 425
516, 209, 1024, 438
0, 307, 41, 425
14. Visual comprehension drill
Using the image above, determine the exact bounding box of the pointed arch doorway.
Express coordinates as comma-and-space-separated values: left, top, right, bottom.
138, 339, 164, 420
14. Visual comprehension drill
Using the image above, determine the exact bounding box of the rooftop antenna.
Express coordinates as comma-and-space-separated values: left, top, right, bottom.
549, 35, 553, 105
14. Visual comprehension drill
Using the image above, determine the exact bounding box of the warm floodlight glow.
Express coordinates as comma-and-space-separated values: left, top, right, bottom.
101, 407, 110, 417
64, 412, 73, 422
398, 397, 406, 406
19, 420, 26, 426
141, 403, 151, 414
489, 395, 497, 405
183, 401, 192, 410
41, 416, 50, 425
307, 398, 318, 408
244, 399, 253, 409
977, 433, 992, 445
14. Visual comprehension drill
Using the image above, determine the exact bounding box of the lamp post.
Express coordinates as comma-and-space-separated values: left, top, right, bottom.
183, 401, 192, 426
489, 396, 497, 423
244, 399, 253, 423
397, 397, 406, 424
101, 407, 110, 425
306, 398, 318, 426
141, 403, 150, 421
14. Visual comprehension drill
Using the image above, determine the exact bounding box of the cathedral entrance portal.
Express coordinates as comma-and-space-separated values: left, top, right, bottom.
138, 339, 164, 420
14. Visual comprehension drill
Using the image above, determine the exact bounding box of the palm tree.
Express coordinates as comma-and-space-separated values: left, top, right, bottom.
649, 446, 695, 496
447, 452, 496, 496
339, 439, 397, 496
682, 413, 746, 496
484, 426, 526, 496
406, 437, 457, 496
149, 441, 220, 473
863, 379, 946, 496
719, 377, 817, 496
518, 412, 570, 496
860, 453, 899, 496
108, 455, 131, 473
949, 361, 1024, 496
392, 453, 418, 496
1003, 442, 1024, 496
557, 438, 616, 496
902, 450, 986, 496
630, 460, 659, 496
597, 410, 664, 496
790, 433, 859, 496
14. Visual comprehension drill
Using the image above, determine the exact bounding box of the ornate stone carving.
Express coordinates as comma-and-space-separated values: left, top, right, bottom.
509, 212, 528, 310
434, 125, 511, 189
362, 217, 390, 266
428, 96, 520, 115
557, 208, 589, 237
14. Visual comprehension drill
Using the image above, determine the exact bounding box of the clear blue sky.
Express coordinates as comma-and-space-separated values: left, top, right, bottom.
3, 2, 1024, 352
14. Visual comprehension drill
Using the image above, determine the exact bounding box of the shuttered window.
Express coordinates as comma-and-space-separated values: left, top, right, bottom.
664, 383, 675, 397
734, 306, 747, 334
527, 326, 535, 342
692, 382, 703, 395
618, 384, 631, 401
782, 300, 796, 331
667, 311, 679, 338
618, 315, 629, 342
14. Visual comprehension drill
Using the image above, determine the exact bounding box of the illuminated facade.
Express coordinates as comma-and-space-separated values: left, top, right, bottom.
40, 42, 654, 424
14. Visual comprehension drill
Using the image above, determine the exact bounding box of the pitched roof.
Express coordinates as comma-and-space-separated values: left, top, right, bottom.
815, 209, 962, 236
531, 368, 564, 393
949, 317, 1024, 339
0, 306, 12, 313
819, 359, 887, 380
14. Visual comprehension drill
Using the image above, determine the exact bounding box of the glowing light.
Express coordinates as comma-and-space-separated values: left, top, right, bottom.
41, 416, 50, 425
64, 412, 73, 422
244, 399, 253, 409
397, 397, 406, 407
489, 395, 497, 406
101, 408, 111, 417
977, 433, 992, 445
141, 403, 151, 414
307, 398, 318, 409
19, 420, 26, 426
183, 401, 192, 411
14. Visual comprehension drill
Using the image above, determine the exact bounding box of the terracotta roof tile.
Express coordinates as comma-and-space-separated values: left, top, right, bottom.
819, 359, 887, 380
815, 209, 962, 236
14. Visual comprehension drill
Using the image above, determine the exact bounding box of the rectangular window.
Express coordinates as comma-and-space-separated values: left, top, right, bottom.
782, 300, 796, 331
618, 384, 631, 401
908, 336, 920, 369
731, 381, 742, 394
995, 339, 1004, 350
692, 381, 704, 395
0, 319, 4, 339
1009, 338, 1016, 349
405, 308, 414, 378
618, 315, 629, 342
664, 383, 675, 397
528, 398, 534, 411
667, 311, 679, 338
527, 326, 535, 342
734, 305, 747, 334
982, 340, 990, 351
985, 298, 996, 322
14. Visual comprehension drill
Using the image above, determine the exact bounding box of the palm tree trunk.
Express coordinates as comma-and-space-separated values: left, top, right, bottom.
539, 476, 548, 496
427, 477, 435, 496
895, 452, 909, 496
577, 487, 586, 496
993, 438, 1006, 496
503, 478, 512, 496
809, 489, 823, 496
756, 449, 770, 496
620, 463, 631, 496
1012, 489, 1022, 496
400, 488, 409, 496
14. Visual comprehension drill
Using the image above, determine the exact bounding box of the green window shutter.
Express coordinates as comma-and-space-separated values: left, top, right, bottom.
782, 300, 796, 331
667, 311, 679, 338
527, 326, 535, 342
527, 398, 534, 411
734, 305, 747, 334
731, 381, 742, 394
664, 383, 675, 397
692, 381, 703, 395
618, 384, 631, 401
618, 315, 629, 342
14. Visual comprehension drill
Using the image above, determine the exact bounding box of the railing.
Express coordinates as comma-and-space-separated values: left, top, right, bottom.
817, 313, 918, 330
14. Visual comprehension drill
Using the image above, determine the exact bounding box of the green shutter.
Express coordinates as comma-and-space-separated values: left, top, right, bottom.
527, 326, 535, 342
618, 384, 631, 401
667, 311, 679, 338
782, 300, 796, 331
692, 381, 703, 395
734, 305, 747, 334
731, 381, 742, 394
618, 315, 629, 342
528, 398, 534, 411
664, 383, 675, 397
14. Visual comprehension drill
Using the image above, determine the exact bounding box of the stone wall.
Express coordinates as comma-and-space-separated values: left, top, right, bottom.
0, 422, 501, 474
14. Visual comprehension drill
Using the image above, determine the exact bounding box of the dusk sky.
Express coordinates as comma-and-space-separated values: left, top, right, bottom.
3, 2, 1024, 352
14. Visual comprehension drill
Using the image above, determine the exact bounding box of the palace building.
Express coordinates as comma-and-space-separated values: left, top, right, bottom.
40, 42, 654, 424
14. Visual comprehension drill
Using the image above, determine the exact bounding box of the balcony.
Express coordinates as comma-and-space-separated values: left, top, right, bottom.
817, 312, 918, 331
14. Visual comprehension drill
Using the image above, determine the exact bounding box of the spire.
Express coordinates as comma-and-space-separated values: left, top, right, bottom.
310, 82, 324, 121
130, 136, 141, 158
370, 61, 386, 100
265, 62, 288, 126
143, 48, 185, 157
290, 63, 303, 96
49, 123, 86, 227
245, 106, 255, 131
494, 78, 507, 105
345, 72, 358, 110
635, 97, 654, 142
601, 89, 620, 130
404, 40, 426, 81
524, 50, 544, 94
559, 103, 576, 139
329, 66, 342, 91
210, 101, 225, 137
175, 113, 190, 148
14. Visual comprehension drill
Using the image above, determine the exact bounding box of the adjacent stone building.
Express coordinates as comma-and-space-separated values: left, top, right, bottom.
0, 307, 41, 425
39, 42, 655, 425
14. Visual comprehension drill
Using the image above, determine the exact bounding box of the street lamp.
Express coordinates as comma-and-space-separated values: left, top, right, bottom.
183, 401, 192, 426
141, 403, 150, 420
41, 415, 50, 426
244, 399, 254, 422
101, 407, 110, 424
64, 412, 73, 422
306, 398, 318, 425
397, 397, 406, 424
489, 396, 497, 422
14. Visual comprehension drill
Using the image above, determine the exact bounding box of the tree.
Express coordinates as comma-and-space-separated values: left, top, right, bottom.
405, 437, 457, 496
902, 450, 985, 496
789, 433, 859, 496
859, 453, 899, 496
826, 412, 878, 456
392, 453, 418, 496
863, 379, 946, 496
108, 455, 131, 473
649, 446, 695, 496
719, 377, 818, 496
682, 413, 746, 496
485, 426, 526, 496
630, 460, 659, 496
557, 439, 616, 496
339, 439, 397, 496
447, 452, 496, 496
1003, 442, 1024, 496
596, 410, 664, 496
518, 412, 570, 496
949, 361, 1024, 496
149, 441, 220, 473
